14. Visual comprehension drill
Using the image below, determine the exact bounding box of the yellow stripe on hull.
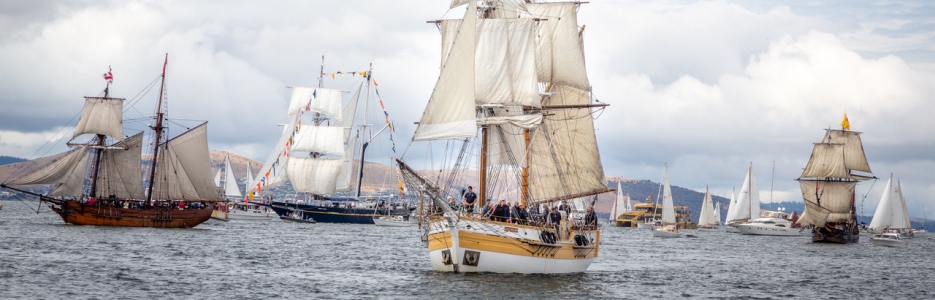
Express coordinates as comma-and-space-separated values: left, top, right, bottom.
427, 230, 600, 260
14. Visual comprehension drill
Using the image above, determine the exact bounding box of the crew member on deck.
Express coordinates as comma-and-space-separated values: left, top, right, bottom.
463, 186, 477, 214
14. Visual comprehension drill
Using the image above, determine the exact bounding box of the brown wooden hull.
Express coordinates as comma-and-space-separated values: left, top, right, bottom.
50, 201, 212, 228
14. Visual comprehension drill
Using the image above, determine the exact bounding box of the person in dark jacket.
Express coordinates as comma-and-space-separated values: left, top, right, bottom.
493, 200, 508, 222
463, 186, 477, 213
584, 207, 597, 229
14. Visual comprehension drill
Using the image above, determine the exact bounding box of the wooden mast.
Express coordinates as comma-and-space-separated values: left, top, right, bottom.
88, 79, 113, 199
146, 54, 168, 202
479, 127, 488, 209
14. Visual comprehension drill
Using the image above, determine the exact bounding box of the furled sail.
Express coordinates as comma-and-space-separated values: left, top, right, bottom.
74, 97, 125, 142
94, 133, 145, 199
286, 157, 343, 196
801, 143, 850, 179
520, 3, 590, 91
151, 123, 224, 201
413, 0, 477, 141
526, 85, 606, 202
660, 166, 676, 224
799, 180, 856, 223
441, 19, 540, 107
291, 126, 348, 157
822, 130, 871, 174
224, 156, 242, 197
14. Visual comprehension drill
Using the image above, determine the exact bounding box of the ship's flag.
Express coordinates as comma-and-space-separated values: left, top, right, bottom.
102, 70, 113, 83
841, 113, 850, 130
372, 79, 379, 86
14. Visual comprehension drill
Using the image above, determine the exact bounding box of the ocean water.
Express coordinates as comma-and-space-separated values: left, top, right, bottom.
1, 200, 933, 299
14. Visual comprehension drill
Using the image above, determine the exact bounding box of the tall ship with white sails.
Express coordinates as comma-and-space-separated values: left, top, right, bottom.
396, 0, 611, 273
246, 60, 410, 224
0, 55, 224, 228
796, 115, 875, 243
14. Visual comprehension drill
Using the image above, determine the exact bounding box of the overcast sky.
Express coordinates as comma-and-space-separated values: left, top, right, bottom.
1, 0, 933, 218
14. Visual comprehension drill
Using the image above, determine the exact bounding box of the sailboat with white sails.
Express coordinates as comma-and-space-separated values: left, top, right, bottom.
724, 165, 760, 233
610, 181, 633, 227
652, 164, 682, 238
396, 0, 610, 273
697, 187, 717, 231
869, 175, 911, 235
246, 61, 410, 224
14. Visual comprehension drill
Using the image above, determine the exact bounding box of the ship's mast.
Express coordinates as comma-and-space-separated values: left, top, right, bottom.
88, 80, 112, 199
146, 54, 168, 202
356, 63, 373, 197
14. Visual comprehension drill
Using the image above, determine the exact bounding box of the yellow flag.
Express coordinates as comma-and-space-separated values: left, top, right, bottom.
841, 113, 850, 130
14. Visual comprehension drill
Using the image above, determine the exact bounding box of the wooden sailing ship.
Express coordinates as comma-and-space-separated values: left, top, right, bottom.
397, 1, 612, 273
796, 114, 875, 243
1, 55, 224, 228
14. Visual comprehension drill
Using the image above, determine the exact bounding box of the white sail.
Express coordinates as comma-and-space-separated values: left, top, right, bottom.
73, 97, 125, 142
822, 130, 871, 174
698, 187, 716, 226
339, 84, 363, 138
94, 133, 145, 199
151, 123, 224, 201
609, 181, 622, 221
223, 155, 242, 197
291, 126, 348, 157
731, 168, 754, 222
285, 157, 343, 196
660, 165, 676, 224
714, 202, 722, 225
245, 161, 254, 189
801, 143, 850, 179
412, 0, 477, 141
527, 85, 607, 203
247, 114, 299, 198
441, 19, 540, 107
336, 130, 359, 192
725, 189, 738, 223
520, 3, 590, 91
799, 180, 856, 223
869, 176, 895, 230
288, 87, 343, 121
214, 169, 222, 187
894, 180, 911, 229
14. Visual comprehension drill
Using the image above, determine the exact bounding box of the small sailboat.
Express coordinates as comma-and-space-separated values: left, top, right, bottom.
208, 154, 242, 222
610, 181, 633, 227
725, 165, 759, 233
652, 165, 682, 238
796, 114, 875, 244
868, 175, 911, 238
697, 187, 718, 231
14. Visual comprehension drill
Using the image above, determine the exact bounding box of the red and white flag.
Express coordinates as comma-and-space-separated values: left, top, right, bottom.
102, 68, 113, 83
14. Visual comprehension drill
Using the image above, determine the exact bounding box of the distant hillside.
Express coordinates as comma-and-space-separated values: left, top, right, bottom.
0, 156, 26, 166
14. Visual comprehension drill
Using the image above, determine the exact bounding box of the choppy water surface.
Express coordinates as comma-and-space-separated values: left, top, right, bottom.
1, 201, 933, 299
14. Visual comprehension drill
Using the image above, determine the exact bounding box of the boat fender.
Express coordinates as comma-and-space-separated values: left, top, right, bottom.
574, 234, 589, 246
539, 231, 556, 244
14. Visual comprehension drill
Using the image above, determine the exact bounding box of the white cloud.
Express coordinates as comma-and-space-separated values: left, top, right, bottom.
0, 0, 934, 218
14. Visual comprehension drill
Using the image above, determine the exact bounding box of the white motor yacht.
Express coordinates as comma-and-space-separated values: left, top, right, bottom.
736, 218, 801, 236
870, 232, 906, 247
